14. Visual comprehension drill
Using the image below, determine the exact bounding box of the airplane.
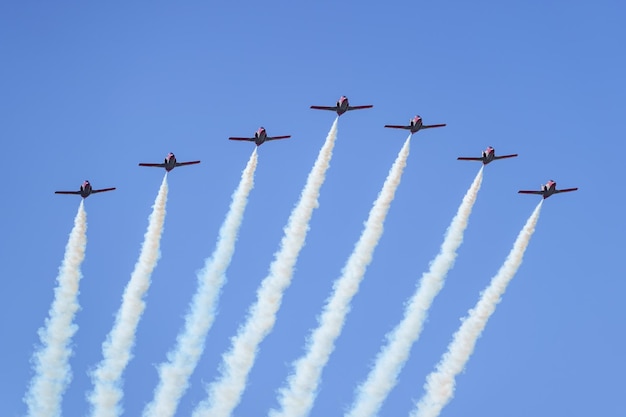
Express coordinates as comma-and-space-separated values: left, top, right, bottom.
384, 115, 446, 134
518, 180, 578, 199
310, 96, 373, 116
457, 146, 518, 165
55, 180, 116, 198
138, 152, 201, 172
229, 127, 291, 146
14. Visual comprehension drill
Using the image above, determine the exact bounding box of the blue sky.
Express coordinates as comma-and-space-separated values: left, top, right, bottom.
2, 1, 625, 416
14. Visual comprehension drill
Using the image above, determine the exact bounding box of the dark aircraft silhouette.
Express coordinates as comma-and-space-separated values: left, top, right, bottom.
138, 152, 200, 172
229, 127, 291, 146
518, 180, 578, 199
457, 146, 518, 165
384, 115, 446, 134
55, 180, 116, 198
310, 96, 373, 116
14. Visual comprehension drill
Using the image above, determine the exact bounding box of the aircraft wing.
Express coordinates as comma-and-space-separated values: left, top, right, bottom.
55, 190, 82, 195
518, 190, 544, 195
384, 125, 411, 130
267, 135, 291, 141
555, 187, 578, 194
493, 154, 518, 160
229, 137, 255, 142
138, 163, 167, 168
175, 161, 201, 167
457, 157, 483, 161
92, 187, 116, 194
310, 106, 338, 111
422, 123, 447, 129
347, 105, 373, 111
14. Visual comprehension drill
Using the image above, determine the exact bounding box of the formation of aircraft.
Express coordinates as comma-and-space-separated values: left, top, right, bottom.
518, 180, 578, 199
54, 96, 578, 201
310, 96, 373, 116
384, 115, 446, 134
229, 127, 291, 147
457, 146, 518, 165
138, 152, 201, 172
55, 181, 116, 199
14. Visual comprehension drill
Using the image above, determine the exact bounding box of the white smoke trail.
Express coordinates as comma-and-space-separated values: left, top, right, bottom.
24, 201, 87, 417
346, 167, 484, 417
88, 174, 169, 417
270, 135, 412, 417
143, 149, 258, 417
412, 201, 543, 417
192, 118, 339, 417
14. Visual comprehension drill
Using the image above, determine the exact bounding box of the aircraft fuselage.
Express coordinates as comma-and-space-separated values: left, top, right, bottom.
80, 182, 93, 197
254, 128, 268, 146
481, 148, 496, 164
408, 117, 423, 133
163, 154, 178, 171
335, 97, 350, 115
541, 182, 557, 198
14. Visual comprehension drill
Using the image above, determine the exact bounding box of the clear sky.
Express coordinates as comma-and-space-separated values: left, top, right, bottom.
2, 1, 625, 416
